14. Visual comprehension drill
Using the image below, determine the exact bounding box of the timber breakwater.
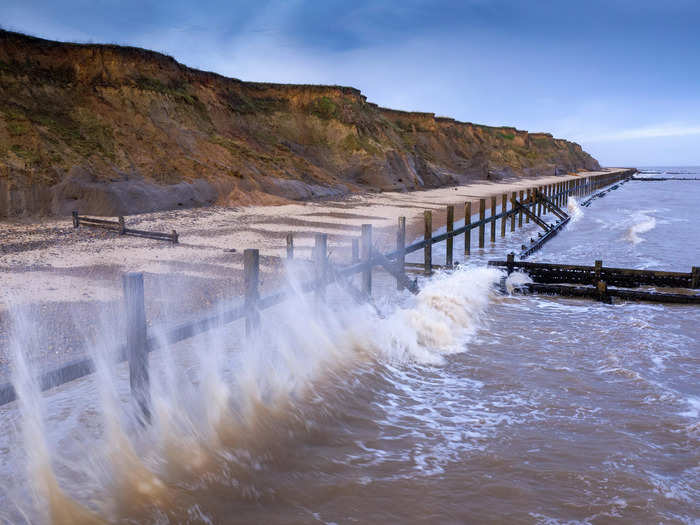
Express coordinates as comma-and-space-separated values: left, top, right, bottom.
3, 166, 698, 523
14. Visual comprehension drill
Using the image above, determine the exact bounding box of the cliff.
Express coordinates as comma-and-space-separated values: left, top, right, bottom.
0, 30, 600, 217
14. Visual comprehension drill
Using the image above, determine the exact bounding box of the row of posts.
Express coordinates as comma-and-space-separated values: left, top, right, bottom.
122, 172, 628, 421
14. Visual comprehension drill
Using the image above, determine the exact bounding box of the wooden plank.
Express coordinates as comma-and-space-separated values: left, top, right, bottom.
520, 283, 700, 304
424, 210, 432, 275
396, 217, 406, 290
314, 233, 328, 301
501, 194, 507, 237
518, 191, 524, 227
244, 249, 260, 335
123, 272, 150, 423
361, 224, 372, 294
490, 196, 497, 243
286, 232, 294, 259
446, 205, 454, 267
464, 202, 471, 257
479, 199, 486, 248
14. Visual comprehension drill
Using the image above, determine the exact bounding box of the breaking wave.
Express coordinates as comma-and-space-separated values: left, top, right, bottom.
3, 265, 502, 522
566, 197, 584, 222
625, 212, 657, 244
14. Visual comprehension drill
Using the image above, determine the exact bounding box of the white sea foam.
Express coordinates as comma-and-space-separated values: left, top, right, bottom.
3, 263, 502, 520
625, 212, 657, 244
566, 196, 584, 222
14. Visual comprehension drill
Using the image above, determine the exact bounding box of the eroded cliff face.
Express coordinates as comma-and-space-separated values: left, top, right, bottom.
0, 30, 600, 217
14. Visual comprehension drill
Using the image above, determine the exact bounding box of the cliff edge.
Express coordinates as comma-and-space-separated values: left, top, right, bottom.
0, 30, 600, 217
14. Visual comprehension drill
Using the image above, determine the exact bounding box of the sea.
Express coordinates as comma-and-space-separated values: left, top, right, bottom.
0, 167, 698, 523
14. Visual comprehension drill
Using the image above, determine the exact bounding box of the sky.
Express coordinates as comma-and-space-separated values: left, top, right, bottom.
2, 0, 699, 166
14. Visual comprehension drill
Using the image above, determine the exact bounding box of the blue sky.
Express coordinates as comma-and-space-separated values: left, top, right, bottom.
2, 0, 699, 166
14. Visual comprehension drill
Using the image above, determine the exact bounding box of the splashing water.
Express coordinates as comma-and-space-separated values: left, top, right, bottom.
2, 265, 503, 522
625, 212, 657, 244
566, 196, 584, 222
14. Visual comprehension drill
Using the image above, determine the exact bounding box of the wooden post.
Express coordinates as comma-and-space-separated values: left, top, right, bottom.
525, 190, 531, 223
501, 194, 507, 237
123, 272, 150, 423
506, 252, 515, 275
171, 230, 178, 244
118, 216, 125, 235
72, 211, 79, 228
351, 238, 359, 263
243, 249, 260, 335
424, 211, 432, 275
314, 233, 327, 301
446, 205, 454, 267
490, 196, 497, 243
597, 280, 609, 303
396, 217, 406, 290
594, 259, 603, 285
286, 232, 294, 259
691, 267, 699, 289
464, 202, 471, 257
361, 224, 372, 294
510, 192, 516, 232
478, 199, 486, 247
537, 186, 543, 217
518, 191, 524, 227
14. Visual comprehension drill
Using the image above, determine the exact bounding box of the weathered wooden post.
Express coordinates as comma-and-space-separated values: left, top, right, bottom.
518, 190, 524, 227
243, 249, 260, 335
478, 199, 486, 248
286, 232, 294, 259
464, 202, 472, 258
525, 190, 531, 224
506, 252, 515, 275
691, 267, 699, 289
490, 196, 497, 243
171, 230, 178, 244
361, 224, 372, 295
352, 238, 359, 263
123, 272, 150, 423
446, 205, 454, 267
537, 186, 543, 217
118, 216, 125, 235
72, 211, 79, 228
510, 192, 516, 232
594, 259, 603, 285
597, 280, 609, 303
314, 233, 328, 301
424, 211, 432, 275
396, 217, 406, 290
501, 194, 507, 237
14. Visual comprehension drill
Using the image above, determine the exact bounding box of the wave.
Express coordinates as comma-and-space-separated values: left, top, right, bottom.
624, 212, 656, 244
566, 197, 584, 222
3, 265, 502, 522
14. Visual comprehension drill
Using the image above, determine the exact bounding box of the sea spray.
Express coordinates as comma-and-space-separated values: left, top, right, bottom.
625, 211, 657, 244
4, 264, 502, 520
567, 196, 584, 222
9, 306, 103, 524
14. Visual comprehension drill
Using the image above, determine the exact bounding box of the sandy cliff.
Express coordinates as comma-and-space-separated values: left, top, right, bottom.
0, 30, 600, 217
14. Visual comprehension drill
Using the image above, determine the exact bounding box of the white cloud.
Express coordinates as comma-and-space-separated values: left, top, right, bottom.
581, 124, 700, 142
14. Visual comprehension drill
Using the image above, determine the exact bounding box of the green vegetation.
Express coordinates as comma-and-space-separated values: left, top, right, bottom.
498, 132, 515, 141
310, 96, 336, 120
341, 132, 380, 154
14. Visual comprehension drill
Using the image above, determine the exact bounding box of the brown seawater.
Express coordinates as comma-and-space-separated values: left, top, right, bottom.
0, 168, 698, 524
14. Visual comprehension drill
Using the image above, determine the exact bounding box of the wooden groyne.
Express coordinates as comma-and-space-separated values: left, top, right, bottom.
0, 169, 633, 411
489, 257, 700, 304
72, 211, 179, 244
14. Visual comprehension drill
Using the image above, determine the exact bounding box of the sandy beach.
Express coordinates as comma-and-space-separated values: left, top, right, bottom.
0, 168, 626, 372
